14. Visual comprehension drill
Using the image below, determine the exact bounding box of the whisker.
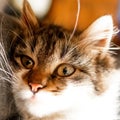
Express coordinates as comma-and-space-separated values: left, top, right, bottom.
9, 30, 23, 40
0, 46, 17, 82
0, 17, 12, 81
64, 42, 81, 59
0, 12, 20, 84
0, 68, 17, 80
0, 58, 13, 80
0, 44, 13, 73
0, 76, 12, 83
68, 0, 80, 42
64, 0, 80, 59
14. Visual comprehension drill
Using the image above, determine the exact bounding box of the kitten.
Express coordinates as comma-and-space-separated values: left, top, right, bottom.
0, 0, 120, 120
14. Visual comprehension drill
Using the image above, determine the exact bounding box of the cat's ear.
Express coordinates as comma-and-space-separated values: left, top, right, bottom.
21, 0, 39, 29
80, 15, 114, 50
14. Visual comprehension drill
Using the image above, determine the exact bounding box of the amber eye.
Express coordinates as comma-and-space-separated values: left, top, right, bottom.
56, 64, 75, 77
21, 55, 34, 69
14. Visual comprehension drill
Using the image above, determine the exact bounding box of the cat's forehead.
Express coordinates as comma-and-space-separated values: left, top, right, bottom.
15, 25, 71, 62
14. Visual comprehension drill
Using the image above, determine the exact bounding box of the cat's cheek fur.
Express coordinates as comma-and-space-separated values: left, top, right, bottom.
13, 76, 95, 119
12, 70, 120, 120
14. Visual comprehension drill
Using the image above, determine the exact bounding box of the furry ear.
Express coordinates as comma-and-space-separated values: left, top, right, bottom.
21, 0, 39, 29
80, 15, 114, 50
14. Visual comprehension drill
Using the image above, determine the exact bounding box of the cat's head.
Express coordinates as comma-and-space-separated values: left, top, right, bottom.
9, 0, 115, 118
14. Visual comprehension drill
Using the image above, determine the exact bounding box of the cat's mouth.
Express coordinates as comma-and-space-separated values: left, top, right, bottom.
30, 93, 37, 101
27, 91, 42, 102
28, 90, 59, 102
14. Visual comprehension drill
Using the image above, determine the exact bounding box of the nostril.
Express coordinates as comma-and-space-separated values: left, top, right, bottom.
29, 83, 44, 93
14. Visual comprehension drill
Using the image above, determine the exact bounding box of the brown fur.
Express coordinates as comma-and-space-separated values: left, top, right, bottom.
11, 0, 115, 95
0, 0, 117, 119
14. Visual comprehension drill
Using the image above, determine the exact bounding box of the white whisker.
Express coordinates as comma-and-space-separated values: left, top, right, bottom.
113, 27, 120, 35
0, 67, 17, 80
0, 44, 13, 73
68, 0, 80, 42
0, 76, 12, 83
65, 0, 80, 59
0, 68, 13, 77
64, 44, 79, 59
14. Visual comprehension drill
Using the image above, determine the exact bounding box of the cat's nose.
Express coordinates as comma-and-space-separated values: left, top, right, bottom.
29, 83, 44, 93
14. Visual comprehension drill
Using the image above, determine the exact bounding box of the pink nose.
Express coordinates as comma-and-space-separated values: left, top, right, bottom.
29, 83, 44, 93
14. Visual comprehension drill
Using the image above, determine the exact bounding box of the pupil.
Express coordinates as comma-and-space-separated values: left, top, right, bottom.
63, 67, 68, 75
26, 60, 31, 66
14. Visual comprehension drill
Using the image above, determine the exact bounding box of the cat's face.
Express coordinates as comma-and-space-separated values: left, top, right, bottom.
9, 0, 115, 118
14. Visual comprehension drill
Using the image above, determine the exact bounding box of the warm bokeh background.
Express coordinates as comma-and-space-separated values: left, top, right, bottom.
45, 0, 118, 30
44, 0, 120, 45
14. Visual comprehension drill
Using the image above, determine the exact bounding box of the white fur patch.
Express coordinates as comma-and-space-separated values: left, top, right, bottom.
14, 70, 120, 120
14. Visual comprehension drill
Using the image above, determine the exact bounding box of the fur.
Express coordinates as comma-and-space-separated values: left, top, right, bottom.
0, 0, 120, 120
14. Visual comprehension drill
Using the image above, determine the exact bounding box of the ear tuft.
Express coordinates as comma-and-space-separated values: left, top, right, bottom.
80, 15, 114, 50
21, 0, 39, 29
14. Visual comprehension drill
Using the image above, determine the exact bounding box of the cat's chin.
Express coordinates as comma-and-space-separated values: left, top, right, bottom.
15, 83, 94, 118
17, 90, 71, 118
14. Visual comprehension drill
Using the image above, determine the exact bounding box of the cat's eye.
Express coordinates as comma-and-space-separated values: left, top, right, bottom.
21, 55, 34, 69
56, 64, 75, 77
